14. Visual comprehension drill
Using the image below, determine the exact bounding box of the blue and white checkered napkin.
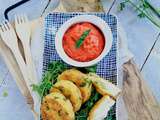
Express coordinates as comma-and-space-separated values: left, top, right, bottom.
43, 12, 117, 117
43, 12, 117, 79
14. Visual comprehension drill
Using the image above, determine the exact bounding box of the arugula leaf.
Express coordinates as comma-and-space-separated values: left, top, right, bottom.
32, 61, 97, 98
76, 29, 91, 48
77, 64, 97, 74
32, 61, 115, 119
84, 65, 97, 73
32, 61, 67, 98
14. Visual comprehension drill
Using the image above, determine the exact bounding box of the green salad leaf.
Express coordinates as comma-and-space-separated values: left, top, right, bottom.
84, 65, 97, 73
77, 64, 97, 74
32, 61, 67, 98
32, 61, 115, 120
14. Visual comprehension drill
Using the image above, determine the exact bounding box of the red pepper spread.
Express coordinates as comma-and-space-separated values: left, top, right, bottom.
63, 22, 105, 62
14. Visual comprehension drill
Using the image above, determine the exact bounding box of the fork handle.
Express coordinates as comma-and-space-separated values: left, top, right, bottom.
0, 40, 34, 108
15, 46, 40, 119
12, 47, 33, 92
23, 43, 38, 84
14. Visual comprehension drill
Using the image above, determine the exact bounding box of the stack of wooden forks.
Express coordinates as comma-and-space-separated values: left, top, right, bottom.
0, 15, 40, 120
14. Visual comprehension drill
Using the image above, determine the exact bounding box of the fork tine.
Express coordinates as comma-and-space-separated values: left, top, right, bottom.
15, 15, 18, 24
20, 14, 25, 23
3, 21, 8, 30
18, 15, 22, 23
18, 14, 22, 23
0, 24, 3, 33
21, 14, 25, 23
15, 14, 28, 24
1, 22, 6, 31
23, 14, 28, 22
16, 15, 21, 24
4, 20, 10, 30
5, 20, 12, 30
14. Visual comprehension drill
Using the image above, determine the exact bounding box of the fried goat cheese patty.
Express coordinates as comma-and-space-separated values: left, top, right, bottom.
88, 95, 115, 120
87, 73, 121, 99
50, 80, 82, 112
58, 69, 92, 103
41, 92, 75, 120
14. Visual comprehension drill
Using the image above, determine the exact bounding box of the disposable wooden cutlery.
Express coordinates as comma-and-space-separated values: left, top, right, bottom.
0, 31, 34, 110
0, 20, 33, 88
15, 15, 41, 119
15, 14, 38, 85
0, 20, 38, 119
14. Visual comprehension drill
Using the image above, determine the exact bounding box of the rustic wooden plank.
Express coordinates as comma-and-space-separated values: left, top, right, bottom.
61, 0, 103, 12
123, 60, 160, 120
141, 34, 160, 101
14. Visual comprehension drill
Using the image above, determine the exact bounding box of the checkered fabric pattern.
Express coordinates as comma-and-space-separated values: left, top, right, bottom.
43, 13, 117, 118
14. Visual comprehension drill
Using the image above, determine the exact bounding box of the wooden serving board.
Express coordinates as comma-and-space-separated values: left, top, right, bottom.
123, 60, 160, 120
0, 0, 160, 120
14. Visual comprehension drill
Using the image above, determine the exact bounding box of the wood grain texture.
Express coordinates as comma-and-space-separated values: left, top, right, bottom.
61, 0, 103, 12
123, 60, 160, 120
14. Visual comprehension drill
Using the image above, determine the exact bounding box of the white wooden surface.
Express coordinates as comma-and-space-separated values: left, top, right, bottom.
0, 0, 160, 119
102, 0, 160, 101
0, 0, 59, 119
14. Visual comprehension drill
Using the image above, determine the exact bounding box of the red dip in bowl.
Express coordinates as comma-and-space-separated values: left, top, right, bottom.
62, 22, 105, 62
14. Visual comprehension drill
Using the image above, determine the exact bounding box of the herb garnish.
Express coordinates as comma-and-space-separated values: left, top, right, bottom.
84, 65, 97, 73
32, 61, 67, 98
32, 61, 115, 119
76, 29, 91, 48
78, 64, 97, 74
32, 61, 97, 98
119, 0, 160, 28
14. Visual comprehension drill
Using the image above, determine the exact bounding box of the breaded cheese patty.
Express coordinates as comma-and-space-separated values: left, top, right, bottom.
50, 87, 61, 93
87, 73, 121, 99
58, 69, 92, 103
51, 80, 82, 112
41, 92, 74, 120
88, 95, 115, 120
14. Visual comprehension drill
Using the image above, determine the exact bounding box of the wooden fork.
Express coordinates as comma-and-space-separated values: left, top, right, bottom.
15, 14, 38, 85
15, 15, 40, 119
0, 21, 33, 87
0, 21, 34, 110
0, 20, 39, 117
